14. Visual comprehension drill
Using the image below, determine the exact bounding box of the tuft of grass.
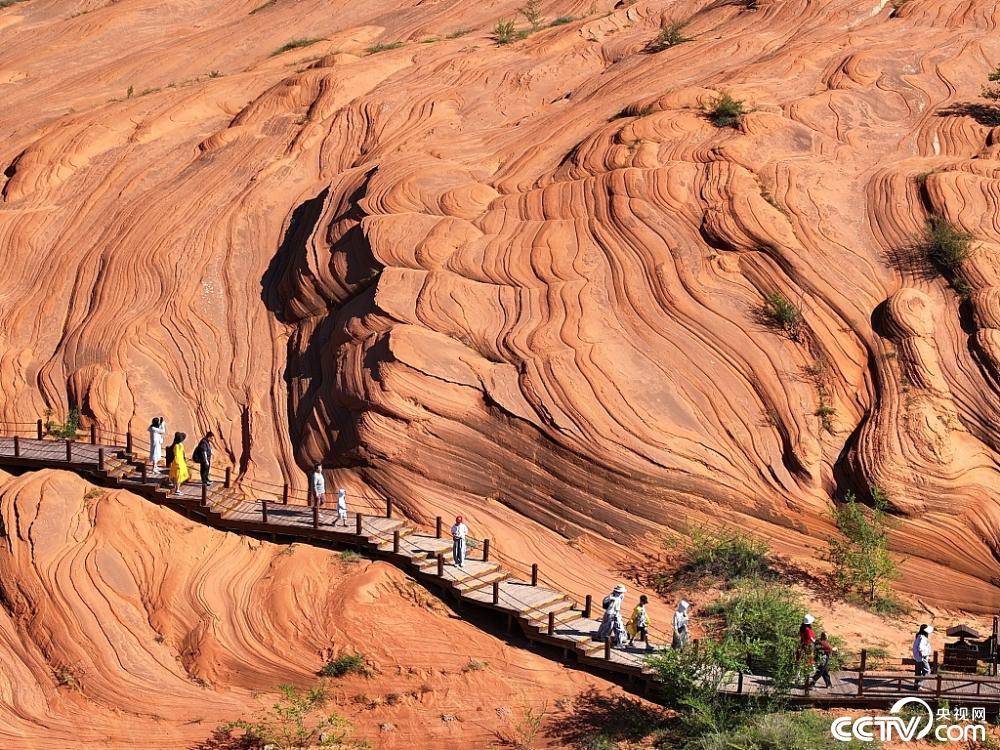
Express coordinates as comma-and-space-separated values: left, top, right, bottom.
689, 709, 874, 750
921, 215, 972, 272
53, 663, 83, 689
549, 15, 576, 25
367, 40, 404, 54
462, 658, 488, 672
646, 22, 693, 52
319, 653, 372, 678
339, 549, 362, 564
208, 70, 222, 78
520, 0, 543, 29
814, 404, 836, 433
663, 525, 772, 588
493, 18, 521, 45
761, 291, 803, 341
270, 37, 322, 57
708, 92, 747, 128
420, 37, 439, 44
446, 28, 471, 38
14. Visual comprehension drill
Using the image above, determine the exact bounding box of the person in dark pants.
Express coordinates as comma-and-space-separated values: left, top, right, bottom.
810, 632, 833, 688
192, 432, 214, 486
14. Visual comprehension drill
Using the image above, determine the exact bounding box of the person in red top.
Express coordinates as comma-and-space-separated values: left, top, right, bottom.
797, 614, 816, 665
810, 632, 834, 688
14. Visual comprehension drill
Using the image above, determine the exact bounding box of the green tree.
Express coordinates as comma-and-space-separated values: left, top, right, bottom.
828, 488, 899, 610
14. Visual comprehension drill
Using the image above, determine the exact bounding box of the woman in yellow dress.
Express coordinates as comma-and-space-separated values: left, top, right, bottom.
167, 431, 189, 494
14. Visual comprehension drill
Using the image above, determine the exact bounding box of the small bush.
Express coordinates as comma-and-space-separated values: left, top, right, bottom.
520, 0, 543, 30
462, 658, 488, 672
667, 526, 772, 586
761, 291, 803, 340
319, 653, 371, 678
271, 37, 322, 57
815, 403, 836, 433
209, 70, 222, 78
549, 15, 576, 25
367, 41, 403, 54
45, 407, 81, 439
708, 92, 747, 128
646, 22, 692, 52
339, 549, 362, 564
493, 19, 521, 45
921, 215, 972, 272
446, 28, 470, 38
828, 488, 901, 612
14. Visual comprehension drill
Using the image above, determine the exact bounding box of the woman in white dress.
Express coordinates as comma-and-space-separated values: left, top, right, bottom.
148, 417, 166, 474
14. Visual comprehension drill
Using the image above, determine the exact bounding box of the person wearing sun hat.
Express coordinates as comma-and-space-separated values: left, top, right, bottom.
595, 584, 628, 646
798, 614, 816, 665
912, 624, 934, 690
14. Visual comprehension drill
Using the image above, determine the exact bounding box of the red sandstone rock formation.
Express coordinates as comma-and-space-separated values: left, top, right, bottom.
2, 0, 1000, 610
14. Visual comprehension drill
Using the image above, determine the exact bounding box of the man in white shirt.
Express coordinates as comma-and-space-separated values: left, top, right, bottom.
451, 515, 468, 567
311, 466, 326, 507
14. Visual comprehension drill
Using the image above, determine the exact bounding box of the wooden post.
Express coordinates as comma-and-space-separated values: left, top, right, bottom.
932, 650, 939, 672
141, 462, 148, 483
482, 539, 490, 562
857, 648, 867, 697
90, 424, 97, 444
803, 674, 811, 696
201, 482, 208, 505
66, 440, 72, 462
36, 419, 43, 439
356, 513, 363, 535
737, 672, 744, 695
98, 447, 105, 470
935, 672, 943, 699
548, 611, 555, 635
12, 435, 19, 458
693, 639, 700, 655
531, 563, 538, 586
437, 555, 444, 577
261, 500, 268, 523
393, 530, 400, 553
386, 498, 393, 518
224, 467, 231, 489
993, 617, 998, 676
584, 594, 592, 618
604, 637, 612, 660
492, 580, 500, 605
126, 431, 133, 457
282, 484, 289, 505
312, 503, 319, 529
435, 516, 443, 538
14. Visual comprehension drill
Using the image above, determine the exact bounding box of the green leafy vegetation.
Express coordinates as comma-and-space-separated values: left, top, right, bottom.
688, 709, 877, 750
45, 407, 80, 439
319, 653, 371, 678
462, 658, 488, 672
828, 488, 901, 613
761, 291, 803, 341
367, 41, 404, 54
663, 526, 772, 588
339, 549, 362, 564
520, 0, 543, 30
646, 22, 693, 52
549, 15, 576, 25
493, 19, 523, 45
446, 28, 471, 38
213, 685, 365, 748
270, 37, 322, 57
921, 215, 972, 273
708, 92, 747, 128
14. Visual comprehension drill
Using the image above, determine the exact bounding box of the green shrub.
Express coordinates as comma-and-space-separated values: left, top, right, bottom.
921, 215, 972, 272
520, 0, 543, 30
493, 18, 520, 45
761, 291, 803, 340
646, 22, 692, 52
688, 709, 876, 750
367, 41, 403, 54
668, 526, 772, 586
319, 653, 370, 678
216, 684, 363, 748
45, 407, 81, 439
702, 580, 810, 687
550, 15, 576, 25
828, 488, 901, 612
446, 28, 470, 38
708, 92, 747, 128
271, 37, 322, 57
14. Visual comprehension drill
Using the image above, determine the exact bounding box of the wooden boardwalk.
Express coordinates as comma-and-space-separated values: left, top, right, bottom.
4, 427, 1000, 708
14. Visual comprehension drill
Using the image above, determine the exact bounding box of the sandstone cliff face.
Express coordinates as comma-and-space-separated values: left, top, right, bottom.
1, 0, 999, 608
0, 469, 612, 748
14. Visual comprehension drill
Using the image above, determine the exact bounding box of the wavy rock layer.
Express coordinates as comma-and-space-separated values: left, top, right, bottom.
0, 469, 612, 749
2, 0, 1000, 608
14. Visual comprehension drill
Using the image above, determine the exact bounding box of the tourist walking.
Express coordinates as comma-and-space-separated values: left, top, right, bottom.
336, 488, 348, 527
451, 515, 468, 567
810, 632, 833, 689
912, 624, 933, 690
148, 417, 166, 475
627, 594, 652, 651
672, 599, 690, 649
595, 584, 627, 647
798, 614, 816, 664
192, 432, 214, 486
311, 465, 326, 506
167, 432, 188, 494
